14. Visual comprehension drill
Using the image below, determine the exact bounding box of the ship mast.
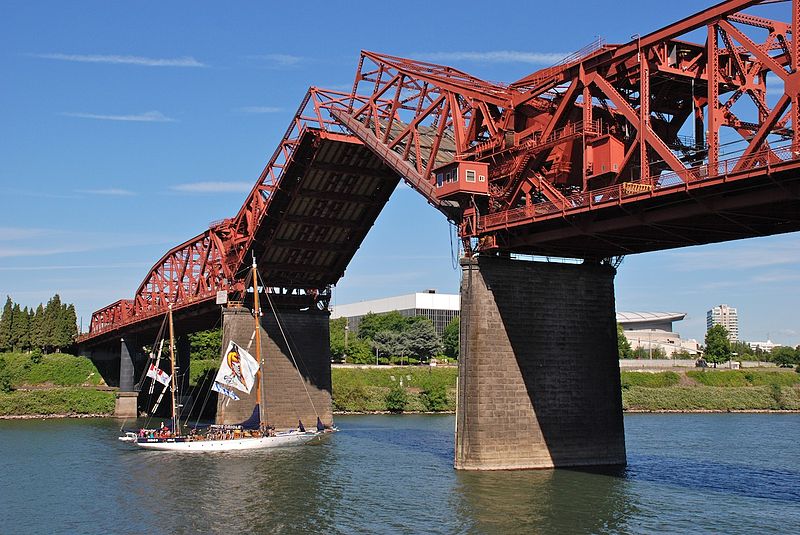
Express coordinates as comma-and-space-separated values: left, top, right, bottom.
251, 255, 264, 429
167, 304, 178, 435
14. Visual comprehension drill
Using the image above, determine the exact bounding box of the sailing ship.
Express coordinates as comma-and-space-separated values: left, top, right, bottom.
122, 257, 333, 451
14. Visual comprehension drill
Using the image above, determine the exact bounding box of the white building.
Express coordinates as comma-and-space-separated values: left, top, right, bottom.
332, 291, 459, 335
617, 311, 700, 357
707, 304, 739, 342
748, 339, 781, 353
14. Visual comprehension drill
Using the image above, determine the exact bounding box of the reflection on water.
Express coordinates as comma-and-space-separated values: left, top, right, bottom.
456, 467, 635, 534
1, 414, 798, 534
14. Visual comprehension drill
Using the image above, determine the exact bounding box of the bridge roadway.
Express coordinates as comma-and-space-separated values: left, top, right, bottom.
78, 0, 800, 469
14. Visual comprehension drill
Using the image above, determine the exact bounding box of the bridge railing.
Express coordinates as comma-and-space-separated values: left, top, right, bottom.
481, 143, 799, 230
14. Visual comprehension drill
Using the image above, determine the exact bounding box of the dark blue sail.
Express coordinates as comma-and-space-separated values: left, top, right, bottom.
237, 405, 261, 430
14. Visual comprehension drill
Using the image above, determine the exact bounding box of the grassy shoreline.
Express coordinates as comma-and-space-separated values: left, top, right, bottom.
1, 353, 799, 418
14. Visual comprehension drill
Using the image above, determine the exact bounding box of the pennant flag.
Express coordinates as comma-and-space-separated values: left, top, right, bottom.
212, 381, 241, 401
214, 341, 260, 394
147, 363, 171, 387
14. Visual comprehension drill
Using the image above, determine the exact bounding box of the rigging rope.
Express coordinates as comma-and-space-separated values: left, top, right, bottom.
260, 279, 321, 420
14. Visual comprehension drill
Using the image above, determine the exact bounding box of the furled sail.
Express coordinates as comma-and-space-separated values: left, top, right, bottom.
214, 341, 260, 394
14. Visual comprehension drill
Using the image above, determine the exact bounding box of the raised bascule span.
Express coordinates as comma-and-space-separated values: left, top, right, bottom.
79, 0, 800, 469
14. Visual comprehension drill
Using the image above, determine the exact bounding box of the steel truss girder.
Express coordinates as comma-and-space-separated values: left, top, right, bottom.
85, 0, 800, 339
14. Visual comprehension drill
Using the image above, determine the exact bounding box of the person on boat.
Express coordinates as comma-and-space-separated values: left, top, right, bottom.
298, 420, 305, 432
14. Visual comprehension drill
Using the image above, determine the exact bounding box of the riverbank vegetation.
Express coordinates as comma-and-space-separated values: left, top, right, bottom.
0, 352, 113, 416
2, 352, 799, 417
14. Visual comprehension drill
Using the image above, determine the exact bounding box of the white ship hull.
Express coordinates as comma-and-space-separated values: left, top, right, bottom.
133, 430, 322, 452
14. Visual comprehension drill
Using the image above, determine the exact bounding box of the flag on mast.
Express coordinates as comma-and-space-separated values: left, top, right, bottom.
214, 341, 260, 394
146, 363, 171, 387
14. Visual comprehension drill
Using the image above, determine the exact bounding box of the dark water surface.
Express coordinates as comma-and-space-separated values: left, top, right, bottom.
1, 414, 798, 534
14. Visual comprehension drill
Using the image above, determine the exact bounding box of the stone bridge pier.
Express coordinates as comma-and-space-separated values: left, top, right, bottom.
82, 337, 140, 418
456, 256, 626, 470
216, 306, 332, 431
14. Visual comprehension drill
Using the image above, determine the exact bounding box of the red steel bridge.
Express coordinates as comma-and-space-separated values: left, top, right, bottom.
79, 0, 800, 347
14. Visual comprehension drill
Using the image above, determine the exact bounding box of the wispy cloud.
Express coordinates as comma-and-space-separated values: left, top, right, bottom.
31, 53, 206, 67
235, 106, 284, 114
0, 262, 150, 272
61, 110, 176, 122
248, 53, 305, 68
415, 51, 568, 65
170, 181, 252, 193
669, 238, 800, 271
0, 245, 98, 258
0, 227, 49, 241
0, 232, 177, 259
77, 188, 136, 196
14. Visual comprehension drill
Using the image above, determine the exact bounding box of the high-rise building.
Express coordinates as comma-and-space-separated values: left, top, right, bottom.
706, 304, 739, 342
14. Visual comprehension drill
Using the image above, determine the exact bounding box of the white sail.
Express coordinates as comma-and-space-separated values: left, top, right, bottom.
215, 341, 260, 394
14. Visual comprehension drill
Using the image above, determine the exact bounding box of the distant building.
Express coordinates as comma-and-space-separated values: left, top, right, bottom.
707, 304, 739, 342
748, 339, 781, 353
617, 311, 700, 357
331, 291, 459, 336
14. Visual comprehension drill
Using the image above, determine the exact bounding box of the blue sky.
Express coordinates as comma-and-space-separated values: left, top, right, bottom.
0, 0, 797, 346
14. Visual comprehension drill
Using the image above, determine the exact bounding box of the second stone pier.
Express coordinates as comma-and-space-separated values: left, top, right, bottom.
456, 256, 626, 470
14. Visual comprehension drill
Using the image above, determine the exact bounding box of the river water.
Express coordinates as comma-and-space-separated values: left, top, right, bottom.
1, 414, 798, 534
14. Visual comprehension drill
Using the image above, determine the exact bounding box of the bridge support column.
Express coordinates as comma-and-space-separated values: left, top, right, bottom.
216, 307, 332, 430
115, 337, 138, 418
455, 256, 626, 470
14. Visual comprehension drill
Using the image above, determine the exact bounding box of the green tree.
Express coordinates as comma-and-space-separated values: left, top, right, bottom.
704, 324, 732, 366
10, 303, 27, 351
329, 317, 348, 361
770, 346, 798, 367
188, 328, 223, 360
357, 311, 408, 340
62, 304, 78, 348
731, 340, 755, 361
421, 383, 449, 411
347, 338, 375, 364
442, 316, 459, 359
0, 356, 13, 392
0, 296, 13, 352
49, 297, 73, 351
617, 323, 632, 358
402, 318, 441, 362
43, 294, 63, 352
632, 346, 666, 359
373, 330, 403, 359
385, 384, 408, 413
30, 304, 46, 351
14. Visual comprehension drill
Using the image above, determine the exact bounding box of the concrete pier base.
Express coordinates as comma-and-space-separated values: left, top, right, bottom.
114, 391, 138, 418
114, 337, 138, 417
216, 306, 332, 430
455, 256, 626, 470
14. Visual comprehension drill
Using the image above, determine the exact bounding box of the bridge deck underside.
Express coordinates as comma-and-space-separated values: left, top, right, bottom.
253, 129, 400, 288
80, 131, 400, 348
500, 167, 800, 258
